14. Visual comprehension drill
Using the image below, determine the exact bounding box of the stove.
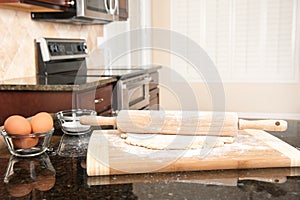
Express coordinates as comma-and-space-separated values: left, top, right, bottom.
36, 37, 88, 85
35, 38, 152, 111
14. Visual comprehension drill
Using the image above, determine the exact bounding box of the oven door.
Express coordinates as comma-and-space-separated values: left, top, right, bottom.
115, 74, 151, 111
77, 0, 117, 20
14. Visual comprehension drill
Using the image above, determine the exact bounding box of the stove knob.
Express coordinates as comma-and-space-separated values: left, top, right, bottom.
77, 44, 87, 52
49, 44, 58, 53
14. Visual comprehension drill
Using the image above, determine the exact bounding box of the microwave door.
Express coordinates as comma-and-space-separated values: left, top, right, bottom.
77, 0, 114, 21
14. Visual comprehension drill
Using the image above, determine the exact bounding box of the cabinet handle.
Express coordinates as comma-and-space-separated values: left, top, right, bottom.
67, 1, 75, 6
94, 98, 104, 104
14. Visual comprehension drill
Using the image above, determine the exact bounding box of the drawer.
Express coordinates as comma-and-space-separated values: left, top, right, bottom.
149, 97, 159, 110
149, 87, 159, 100
76, 84, 113, 114
99, 108, 113, 116
149, 71, 159, 90
94, 84, 113, 113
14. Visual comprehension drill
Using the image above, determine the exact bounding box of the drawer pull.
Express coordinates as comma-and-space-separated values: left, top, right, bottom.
94, 98, 104, 104
68, 1, 75, 6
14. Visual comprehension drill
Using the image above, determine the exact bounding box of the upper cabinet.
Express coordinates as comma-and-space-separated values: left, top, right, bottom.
0, 0, 73, 12
0, 0, 128, 25
118, 0, 128, 20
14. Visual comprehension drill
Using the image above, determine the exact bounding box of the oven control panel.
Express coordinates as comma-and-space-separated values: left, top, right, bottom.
36, 38, 88, 62
47, 41, 87, 56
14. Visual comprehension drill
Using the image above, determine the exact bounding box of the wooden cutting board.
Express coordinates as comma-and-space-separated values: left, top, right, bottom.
87, 167, 300, 186
87, 129, 300, 176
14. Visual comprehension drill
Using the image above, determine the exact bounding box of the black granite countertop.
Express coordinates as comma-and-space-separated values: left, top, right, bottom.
0, 65, 162, 92
0, 76, 117, 92
0, 120, 299, 199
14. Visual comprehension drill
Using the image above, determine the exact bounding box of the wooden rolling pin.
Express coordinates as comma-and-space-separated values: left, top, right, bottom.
80, 110, 287, 137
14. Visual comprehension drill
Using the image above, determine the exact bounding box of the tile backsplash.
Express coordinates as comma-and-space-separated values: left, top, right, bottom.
0, 8, 103, 81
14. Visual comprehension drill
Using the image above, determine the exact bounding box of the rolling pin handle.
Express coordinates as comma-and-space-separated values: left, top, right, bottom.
80, 115, 117, 127
238, 119, 288, 132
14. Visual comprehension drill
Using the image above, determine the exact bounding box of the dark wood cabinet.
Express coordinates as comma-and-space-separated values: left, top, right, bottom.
148, 71, 160, 110
0, 90, 74, 125
0, 0, 128, 23
23, 0, 71, 7
76, 84, 113, 116
0, 0, 72, 12
149, 87, 159, 110
118, 0, 128, 20
0, 83, 114, 125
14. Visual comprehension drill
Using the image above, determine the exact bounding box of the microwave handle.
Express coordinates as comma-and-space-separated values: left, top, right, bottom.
123, 78, 152, 90
111, 0, 118, 14
104, 0, 109, 13
105, 0, 118, 15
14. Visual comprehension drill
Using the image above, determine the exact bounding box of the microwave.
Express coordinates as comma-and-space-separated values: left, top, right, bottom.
31, 0, 128, 25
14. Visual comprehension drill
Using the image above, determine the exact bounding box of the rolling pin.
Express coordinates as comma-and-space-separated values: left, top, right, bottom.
80, 110, 287, 137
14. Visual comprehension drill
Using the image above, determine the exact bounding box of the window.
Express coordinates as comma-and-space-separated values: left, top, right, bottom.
170, 0, 299, 82
100, 0, 152, 68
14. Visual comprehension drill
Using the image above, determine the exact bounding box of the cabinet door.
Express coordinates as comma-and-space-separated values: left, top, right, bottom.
76, 84, 113, 115
0, 0, 71, 11
149, 88, 159, 110
22, 0, 71, 7
118, 0, 128, 20
0, 91, 73, 125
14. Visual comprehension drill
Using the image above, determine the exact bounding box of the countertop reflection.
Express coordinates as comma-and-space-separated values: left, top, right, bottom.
3, 153, 56, 198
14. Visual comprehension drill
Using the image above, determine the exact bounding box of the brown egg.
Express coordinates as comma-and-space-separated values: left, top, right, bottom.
4, 115, 31, 135
4, 115, 37, 149
12, 137, 39, 149
30, 112, 53, 133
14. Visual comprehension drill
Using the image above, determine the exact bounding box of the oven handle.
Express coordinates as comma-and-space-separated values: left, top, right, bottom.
123, 78, 152, 89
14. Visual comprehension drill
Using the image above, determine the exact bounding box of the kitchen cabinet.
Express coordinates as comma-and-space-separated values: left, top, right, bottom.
0, 0, 72, 12
149, 88, 159, 110
118, 0, 128, 20
76, 84, 113, 116
148, 71, 159, 110
0, 83, 114, 125
0, 90, 74, 125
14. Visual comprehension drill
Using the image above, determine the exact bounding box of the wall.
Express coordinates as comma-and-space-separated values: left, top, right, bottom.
151, 0, 300, 117
0, 8, 103, 81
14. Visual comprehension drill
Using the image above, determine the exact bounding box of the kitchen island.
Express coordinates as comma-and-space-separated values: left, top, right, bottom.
0, 121, 299, 199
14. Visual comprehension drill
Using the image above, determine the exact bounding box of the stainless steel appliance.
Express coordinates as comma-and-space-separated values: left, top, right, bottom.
115, 73, 151, 110
35, 37, 152, 111
87, 69, 151, 111
31, 0, 122, 25
35, 37, 88, 85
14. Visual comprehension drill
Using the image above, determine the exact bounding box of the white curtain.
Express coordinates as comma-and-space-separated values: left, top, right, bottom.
171, 0, 299, 82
